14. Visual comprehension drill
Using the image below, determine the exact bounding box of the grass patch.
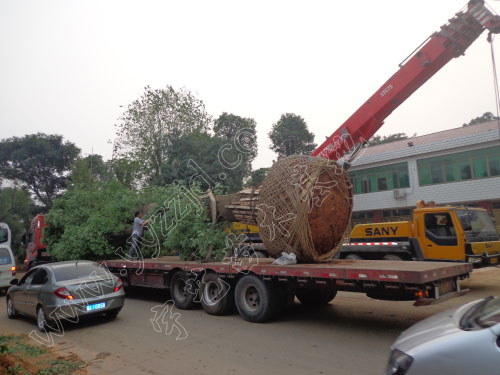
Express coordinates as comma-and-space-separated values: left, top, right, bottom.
0, 334, 86, 375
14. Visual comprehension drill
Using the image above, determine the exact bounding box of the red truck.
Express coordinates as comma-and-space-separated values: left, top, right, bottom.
24, 214, 55, 271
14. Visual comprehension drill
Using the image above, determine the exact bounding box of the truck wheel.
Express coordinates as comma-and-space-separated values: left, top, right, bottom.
345, 254, 362, 260
200, 272, 234, 316
169, 270, 196, 310
296, 288, 337, 306
235, 275, 278, 323
383, 254, 403, 261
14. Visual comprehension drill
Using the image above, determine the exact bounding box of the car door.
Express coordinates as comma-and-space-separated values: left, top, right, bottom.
419, 212, 465, 261
24, 268, 49, 318
12, 270, 37, 314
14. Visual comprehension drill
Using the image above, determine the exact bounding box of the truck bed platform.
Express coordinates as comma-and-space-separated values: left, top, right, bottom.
104, 256, 471, 291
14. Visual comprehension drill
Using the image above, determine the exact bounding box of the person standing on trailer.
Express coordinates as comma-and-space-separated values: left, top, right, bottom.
129, 211, 150, 260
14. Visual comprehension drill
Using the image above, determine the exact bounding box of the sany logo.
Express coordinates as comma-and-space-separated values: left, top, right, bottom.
380, 84, 393, 97
364, 226, 399, 236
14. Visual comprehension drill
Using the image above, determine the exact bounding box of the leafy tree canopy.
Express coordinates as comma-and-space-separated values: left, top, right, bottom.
214, 112, 258, 179
70, 154, 109, 186
0, 133, 80, 208
115, 85, 212, 180
463, 112, 499, 127
268, 113, 316, 159
157, 130, 247, 193
44, 182, 230, 261
369, 133, 409, 146
244, 168, 269, 188
44, 181, 145, 260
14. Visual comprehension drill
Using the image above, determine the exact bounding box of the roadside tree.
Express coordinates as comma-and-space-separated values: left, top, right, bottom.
268, 113, 316, 159
0, 133, 80, 208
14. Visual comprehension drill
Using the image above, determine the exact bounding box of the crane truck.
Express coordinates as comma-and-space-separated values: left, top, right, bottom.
103, 1, 500, 323
336, 201, 500, 266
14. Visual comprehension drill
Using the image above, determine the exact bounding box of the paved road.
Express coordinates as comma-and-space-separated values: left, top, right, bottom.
1, 267, 499, 375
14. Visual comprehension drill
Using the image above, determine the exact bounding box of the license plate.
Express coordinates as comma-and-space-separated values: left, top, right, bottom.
86, 302, 106, 312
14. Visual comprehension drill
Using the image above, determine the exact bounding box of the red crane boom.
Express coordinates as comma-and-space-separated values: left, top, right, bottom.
312, 0, 500, 162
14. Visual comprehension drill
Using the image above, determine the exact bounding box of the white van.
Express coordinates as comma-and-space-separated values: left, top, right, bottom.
0, 223, 16, 293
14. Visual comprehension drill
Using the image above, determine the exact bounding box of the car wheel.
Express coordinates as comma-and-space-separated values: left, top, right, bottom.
200, 272, 234, 316
37, 306, 50, 332
169, 270, 196, 310
383, 254, 403, 261
6, 296, 18, 319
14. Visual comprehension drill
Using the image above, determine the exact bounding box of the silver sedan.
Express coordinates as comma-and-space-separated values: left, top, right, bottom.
6, 260, 125, 331
386, 296, 500, 375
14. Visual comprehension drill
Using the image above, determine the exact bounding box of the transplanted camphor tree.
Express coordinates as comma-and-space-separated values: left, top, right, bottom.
268, 113, 316, 159
0, 133, 80, 208
115, 85, 212, 181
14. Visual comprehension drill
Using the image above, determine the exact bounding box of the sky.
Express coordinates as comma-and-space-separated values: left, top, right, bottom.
2, 0, 500, 170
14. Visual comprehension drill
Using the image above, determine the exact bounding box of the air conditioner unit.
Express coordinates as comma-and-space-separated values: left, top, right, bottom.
393, 189, 406, 198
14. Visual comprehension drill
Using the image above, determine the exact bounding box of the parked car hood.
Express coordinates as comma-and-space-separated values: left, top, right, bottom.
392, 300, 482, 353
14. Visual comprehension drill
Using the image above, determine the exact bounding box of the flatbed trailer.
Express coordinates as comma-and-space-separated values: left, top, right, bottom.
103, 256, 472, 323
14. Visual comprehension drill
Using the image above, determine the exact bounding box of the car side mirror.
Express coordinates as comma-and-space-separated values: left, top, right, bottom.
10, 279, 18, 285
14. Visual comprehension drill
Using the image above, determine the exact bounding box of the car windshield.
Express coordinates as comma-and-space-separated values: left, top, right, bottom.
457, 210, 499, 241
460, 297, 500, 330
52, 262, 112, 282
0, 228, 8, 244
0, 248, 11, 264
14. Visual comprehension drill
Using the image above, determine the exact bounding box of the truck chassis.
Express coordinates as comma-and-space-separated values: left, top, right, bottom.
103, 257, 471, 323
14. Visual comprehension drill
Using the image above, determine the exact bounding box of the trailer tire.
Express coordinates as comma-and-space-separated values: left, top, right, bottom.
345, 254, 362, 260
296, 288, 337, 306
383, 254, 403, 261
169, 270, 196, 310
200, 272, 234, 316
235, 275, 277, 323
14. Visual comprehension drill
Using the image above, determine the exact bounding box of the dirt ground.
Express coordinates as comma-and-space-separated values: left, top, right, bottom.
0, 267, 498, 375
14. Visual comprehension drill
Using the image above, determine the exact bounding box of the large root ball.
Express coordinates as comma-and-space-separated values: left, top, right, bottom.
256, 155, 353, 262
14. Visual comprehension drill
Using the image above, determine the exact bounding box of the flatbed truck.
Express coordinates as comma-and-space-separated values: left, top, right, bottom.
103, 256, 471, 323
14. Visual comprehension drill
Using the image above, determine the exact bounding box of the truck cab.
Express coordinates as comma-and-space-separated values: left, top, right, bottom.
337, 204, 500, 267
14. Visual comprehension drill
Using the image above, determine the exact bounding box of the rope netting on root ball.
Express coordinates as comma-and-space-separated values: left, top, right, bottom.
256, 155, 353, 263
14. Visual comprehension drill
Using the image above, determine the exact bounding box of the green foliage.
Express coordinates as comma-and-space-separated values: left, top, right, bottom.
115, 85, 212, 180
0, 133, 80, 208
107, 157, 140, 189
44, 181, 142, 260
463, 111, 499, 127
214, 112, 257, 176
244, 167, 269, 188
268, 113, 316, 159
157, 129, 251, 193
144, 184, 230, 261
37, 359, 86, 375
45, 181, 231, 261
369, 133, 409, 146
70, 154, 109, 186
0, 187, 37, 257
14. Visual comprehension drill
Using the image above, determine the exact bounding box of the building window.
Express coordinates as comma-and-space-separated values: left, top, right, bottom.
349, 162, 410, 194
417, 146, 500, 186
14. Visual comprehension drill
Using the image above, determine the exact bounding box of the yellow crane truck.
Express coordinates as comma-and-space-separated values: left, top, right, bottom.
336, 201, 500, 267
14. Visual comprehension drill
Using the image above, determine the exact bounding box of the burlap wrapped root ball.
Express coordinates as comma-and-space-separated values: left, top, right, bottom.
256, 155, 353, 263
